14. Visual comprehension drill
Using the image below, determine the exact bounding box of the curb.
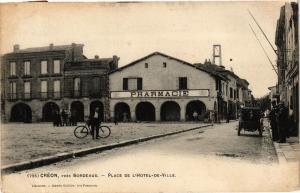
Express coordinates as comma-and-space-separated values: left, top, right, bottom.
1, 124, 212, 174
273, 142, 287, 164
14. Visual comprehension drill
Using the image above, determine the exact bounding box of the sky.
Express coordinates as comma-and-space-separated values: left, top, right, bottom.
0, 2, 288, 97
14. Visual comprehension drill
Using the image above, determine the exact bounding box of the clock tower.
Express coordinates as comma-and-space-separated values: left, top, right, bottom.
212, 44, 222, 66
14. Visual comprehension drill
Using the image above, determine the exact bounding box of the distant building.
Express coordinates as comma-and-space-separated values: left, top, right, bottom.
275, 2, 298, 130
195, 61, 252, 120
1, 43, 118, 122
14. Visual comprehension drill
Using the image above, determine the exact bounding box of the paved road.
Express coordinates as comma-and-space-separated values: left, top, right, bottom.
3, 122, 298, 192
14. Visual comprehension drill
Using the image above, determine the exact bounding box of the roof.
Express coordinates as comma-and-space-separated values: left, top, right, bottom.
109, 51, 227, 80
7, 44, 84, 54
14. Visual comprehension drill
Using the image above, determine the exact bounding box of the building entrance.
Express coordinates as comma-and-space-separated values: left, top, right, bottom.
42, 102, 60, 122
160, 101, 180, 121
114, 102, 131, 122
136, 102, 155, 121
186, 100, 206, 121
71, 101, 84, 122
10, 103, 32, 123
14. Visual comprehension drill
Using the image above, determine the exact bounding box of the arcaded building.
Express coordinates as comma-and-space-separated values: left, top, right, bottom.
2, 43, 118, 122
109, 52, 227, 122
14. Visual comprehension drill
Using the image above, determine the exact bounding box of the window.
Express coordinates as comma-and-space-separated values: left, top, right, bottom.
24, 81, 31, 99
24, 61, 30, 75
53, 60, 61, 74
54, 80, 61, 98
163, 62, 167, 68
237, 89, 239, 99
10, 82, 16, 99
230, 87, 233, 98
145, 63, 148, 68
73, 77, 81, 97
234, 90, 236, 100
123, 78, 142, 90
41, 60, 48, 74
41, 80, 48, 98
226, 85, 228, 96
179, 77, 187, 90
10, 62, 16, 76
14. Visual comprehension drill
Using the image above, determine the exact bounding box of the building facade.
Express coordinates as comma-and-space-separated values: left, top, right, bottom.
1, 43, 118, 122
109, 52, 221, 122
275, 2, 298, 131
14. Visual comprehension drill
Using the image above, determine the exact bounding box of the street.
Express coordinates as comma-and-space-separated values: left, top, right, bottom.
3, 121, 298, 192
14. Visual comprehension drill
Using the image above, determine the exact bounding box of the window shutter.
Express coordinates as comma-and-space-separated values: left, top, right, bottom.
137, 78, 143, 90
123, 78, 128, 90
183, 77, 187, 89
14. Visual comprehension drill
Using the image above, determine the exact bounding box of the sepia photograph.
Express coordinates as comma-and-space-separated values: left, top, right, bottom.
0, 1, 299, 192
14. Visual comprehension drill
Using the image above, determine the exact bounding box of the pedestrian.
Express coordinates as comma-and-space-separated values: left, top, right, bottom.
89, 107, 101, 140
276, 102, 289, 143
226, 113, 230, 123
123, 112, 127, 122
114, 116, 118, 125
268, 101, 279, 141
61, 109, 67, 126
193, 111, 198, 121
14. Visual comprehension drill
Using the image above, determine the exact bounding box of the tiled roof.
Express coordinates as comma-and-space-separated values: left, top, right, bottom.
108, 51, 227, 80
9, 44, 84, 54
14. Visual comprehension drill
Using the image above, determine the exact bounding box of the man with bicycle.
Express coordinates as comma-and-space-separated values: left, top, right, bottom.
89, 107, 101, 139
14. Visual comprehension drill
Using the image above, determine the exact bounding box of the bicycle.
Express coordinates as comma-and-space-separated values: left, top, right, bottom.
74, 121, 111, 139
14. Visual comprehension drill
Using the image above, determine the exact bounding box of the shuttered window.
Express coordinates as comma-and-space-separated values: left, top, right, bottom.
179, 77, 187, 90
123, 78, 128, 90
123, 78, 142, 90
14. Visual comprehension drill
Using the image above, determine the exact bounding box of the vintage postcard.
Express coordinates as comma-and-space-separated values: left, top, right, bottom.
0, 1, 299, 192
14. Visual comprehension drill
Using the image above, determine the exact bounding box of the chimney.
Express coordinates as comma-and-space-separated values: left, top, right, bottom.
13, 44, 20, 52
71, 43, 76, 47
49, 43, 54, 50
94, 55, 99, 59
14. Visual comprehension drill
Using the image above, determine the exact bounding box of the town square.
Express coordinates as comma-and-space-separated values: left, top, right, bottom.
0, 1, 299, 192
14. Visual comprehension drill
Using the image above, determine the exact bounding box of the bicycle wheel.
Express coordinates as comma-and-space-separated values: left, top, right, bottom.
98, 126, 111, 138
74, 126, 89, 138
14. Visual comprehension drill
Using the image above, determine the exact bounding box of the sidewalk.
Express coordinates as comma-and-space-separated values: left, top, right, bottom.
273, 137, 299, 164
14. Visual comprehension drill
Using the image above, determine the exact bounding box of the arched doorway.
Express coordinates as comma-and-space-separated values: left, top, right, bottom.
42, 102, 60, 122
186, 100, 206, 121
136, 102, 155, 121
10, 103, 32, 123
160, 101, 180, 121
90, 101, 104, 121
71, 101, 84, 122
114, 102, 131, 122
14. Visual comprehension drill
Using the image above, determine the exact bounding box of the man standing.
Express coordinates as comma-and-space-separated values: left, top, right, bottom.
89, 107, 101, 140
193, 111, 198, 121
277, 102, 289, 143
269, 101, 279, 141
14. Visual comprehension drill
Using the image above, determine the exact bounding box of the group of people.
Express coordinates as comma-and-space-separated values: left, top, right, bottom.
268, 101, 296, 143
53, 109, 77, 127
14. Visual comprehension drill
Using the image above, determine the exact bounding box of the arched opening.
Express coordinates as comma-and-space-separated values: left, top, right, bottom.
161, 101, 180, 121
71, 101, 84, 122
136, 102, 155, 121
90, 100, 104, 121
10, 103, 32, 123
114, 102, 131, 122
186, 100, 206, 121
42, 102, 60, 122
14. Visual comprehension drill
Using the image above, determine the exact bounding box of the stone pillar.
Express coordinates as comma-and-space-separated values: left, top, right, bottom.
131, 111, 136, 122
155, 110, 161, 121
180, 106, 186, 121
